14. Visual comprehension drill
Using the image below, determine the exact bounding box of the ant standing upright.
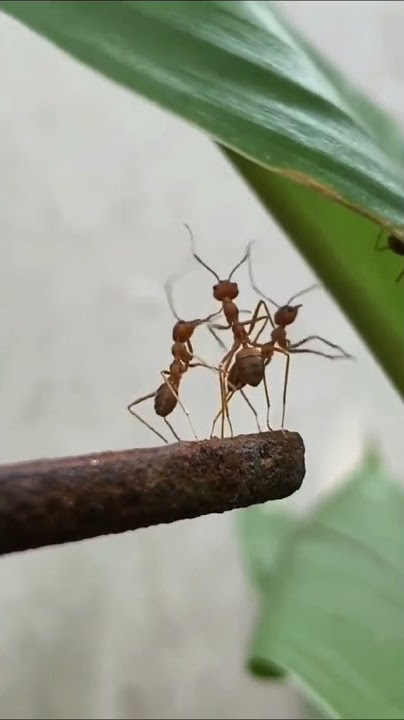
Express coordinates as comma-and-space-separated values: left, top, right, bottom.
186, 224, 282, 437
248, 244, 353, 428
127, 275, 220, 444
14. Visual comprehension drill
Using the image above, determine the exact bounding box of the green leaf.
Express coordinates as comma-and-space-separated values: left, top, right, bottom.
237, 505, 296, 596
2, 1, 403, 394
236, 506, 297, 679
247, 454, 404, 719
225, 153, 404, 397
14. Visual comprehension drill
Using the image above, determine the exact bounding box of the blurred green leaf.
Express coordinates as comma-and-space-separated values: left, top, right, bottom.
1, 0, 403, 394
238, 506, 296, 595
237, 506, 297, 679
245, 453, 404, 719
225, 154, 404, 397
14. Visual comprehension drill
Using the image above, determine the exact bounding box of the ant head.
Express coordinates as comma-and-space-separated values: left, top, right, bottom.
172, 320, 196, 343
185, 223, 249, 301
213, 280, 239, 302
274, 304, 302, 327
273, 283, 320, 327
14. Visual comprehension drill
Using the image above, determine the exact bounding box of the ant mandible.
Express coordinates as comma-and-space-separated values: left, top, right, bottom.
127, 275, 220, 444
374, 228, 404, 283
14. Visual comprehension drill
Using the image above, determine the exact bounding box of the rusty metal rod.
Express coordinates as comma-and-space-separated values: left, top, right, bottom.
0, 431, 305, 556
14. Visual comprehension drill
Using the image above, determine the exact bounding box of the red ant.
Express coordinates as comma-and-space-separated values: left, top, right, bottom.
127, 275, 220, 444
247, 246, 353, 428
186, 224, 280, 436
209, 334, 287, 437
375, 229, 404, 283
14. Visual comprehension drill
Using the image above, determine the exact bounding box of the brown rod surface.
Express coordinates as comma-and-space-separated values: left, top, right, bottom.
0, 431, 305, 556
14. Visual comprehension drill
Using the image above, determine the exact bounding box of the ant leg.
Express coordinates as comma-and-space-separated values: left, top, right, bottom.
210, 388, 235, 438
219, 366, 233, 439
219, 344, 240, 438
224, 383, 234, 438
374, 228, 389, 251
216, 341, 239, 436
211, 322, 232, 331
163, 417, 181, 443
280, 352, 291, 429
160, 371, 199, 442
208, 324, 228, 351
189, 355, 234, 438
211, 385, 261, 436
189, 361, 217, 372
261, 368, 273, 431
249, 300, 275, 335
290, 335, 352, 358
251, 316, 269, 343
127, 392, 169, 444
210, 316, 269, 332
210, 401, 224, 439
396, 268, 404, 283
239, 388, 261, 432
189, 352, 222, 375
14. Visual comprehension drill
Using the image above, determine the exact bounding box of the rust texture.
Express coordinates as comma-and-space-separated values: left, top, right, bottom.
0, 431, 305, 556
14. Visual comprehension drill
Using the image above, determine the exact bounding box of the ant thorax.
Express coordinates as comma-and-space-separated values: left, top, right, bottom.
221, 298, 239, 326
171, 341, 191, 364
271, 326, 287, 347
169, 358, 185, 378
232, 321, 249, 343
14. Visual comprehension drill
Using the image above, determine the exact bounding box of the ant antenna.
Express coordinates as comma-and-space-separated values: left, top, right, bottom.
184, 223, 220, 282
228, 245, 250, 280
164, 274, 181, 321
247, 242, 279, 308
286, 283, 321, 306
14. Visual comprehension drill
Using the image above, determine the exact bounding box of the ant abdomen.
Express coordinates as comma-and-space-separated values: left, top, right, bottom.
213, 281, 239, 302
154, 382, 178, 417
274, 305, 301, 327
236, 346, 264, 387
227, 363, 242, 391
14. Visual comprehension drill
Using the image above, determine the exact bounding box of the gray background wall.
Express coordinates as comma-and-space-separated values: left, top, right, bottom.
1, 2, 403, 718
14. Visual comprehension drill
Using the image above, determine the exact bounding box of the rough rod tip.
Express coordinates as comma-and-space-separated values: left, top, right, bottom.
0, 430, 305, 556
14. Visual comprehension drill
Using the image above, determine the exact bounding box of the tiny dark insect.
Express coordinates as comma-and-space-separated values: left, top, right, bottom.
374, 229, 404, 283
